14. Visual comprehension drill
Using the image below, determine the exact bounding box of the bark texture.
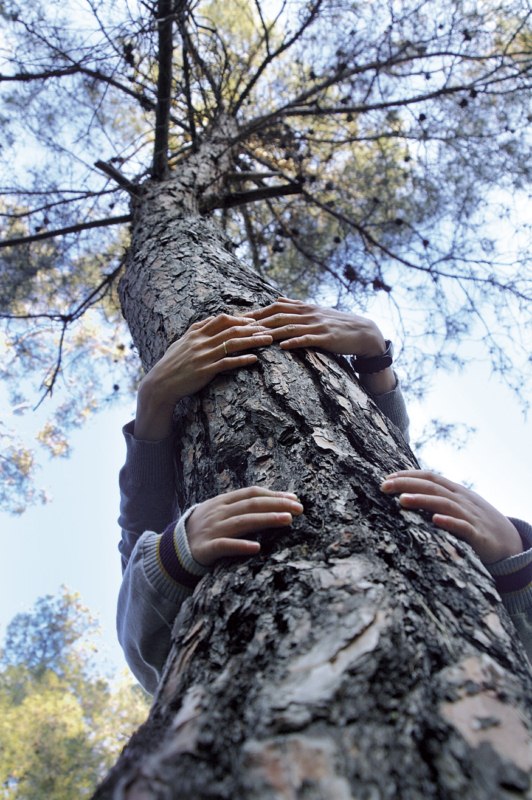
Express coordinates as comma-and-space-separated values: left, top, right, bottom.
95, 152, 532, 799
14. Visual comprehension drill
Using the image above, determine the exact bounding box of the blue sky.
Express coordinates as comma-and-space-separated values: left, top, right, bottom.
1, 349, 530, 681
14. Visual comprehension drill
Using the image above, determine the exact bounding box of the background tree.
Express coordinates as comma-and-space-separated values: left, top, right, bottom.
0, 0, 530, 511
0, 588, 149, 799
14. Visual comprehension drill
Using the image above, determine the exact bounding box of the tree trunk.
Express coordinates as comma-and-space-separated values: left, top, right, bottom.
94, 155, 532, 799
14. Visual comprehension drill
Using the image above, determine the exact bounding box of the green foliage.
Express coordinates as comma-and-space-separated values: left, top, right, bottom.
1, 588, 97, 678
0, 589, 150, 799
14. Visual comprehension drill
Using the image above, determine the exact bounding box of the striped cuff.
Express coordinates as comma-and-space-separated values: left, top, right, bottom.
486, 519, 532, 614
143, 507, 210, 603
156, 506, 210, 589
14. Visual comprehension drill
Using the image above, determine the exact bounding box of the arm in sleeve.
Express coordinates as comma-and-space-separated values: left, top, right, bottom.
485, 518, 532, 663
117, 510, 209, 694
118, 420, 180, 572
366, 374, 410, 443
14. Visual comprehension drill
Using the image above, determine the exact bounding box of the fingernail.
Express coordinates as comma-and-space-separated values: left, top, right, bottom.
380, 480, 393, 490
398, 494, 414, 503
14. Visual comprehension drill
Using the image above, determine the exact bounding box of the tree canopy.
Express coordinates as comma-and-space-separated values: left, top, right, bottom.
0, 0, 531, 511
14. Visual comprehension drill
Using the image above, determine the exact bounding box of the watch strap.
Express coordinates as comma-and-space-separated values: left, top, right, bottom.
351, 340, 393, 374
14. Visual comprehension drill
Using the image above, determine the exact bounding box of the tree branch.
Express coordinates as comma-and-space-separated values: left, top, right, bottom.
0, 66, 81, 82
232, 0, 322, 115
94, 161, 139, 195
181, 38, 198, 150
201, 182, 303, 212
236, 47, 530, 141
178, 5, 220, 102
0, 215, 131, 248
152, 0, 174, 179
227, 171, 281, 181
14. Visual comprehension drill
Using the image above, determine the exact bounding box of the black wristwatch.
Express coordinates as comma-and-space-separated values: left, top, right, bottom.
351, 340, 393, 374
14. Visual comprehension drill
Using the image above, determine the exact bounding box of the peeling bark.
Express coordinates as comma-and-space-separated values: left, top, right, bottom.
94, 142, 532, 799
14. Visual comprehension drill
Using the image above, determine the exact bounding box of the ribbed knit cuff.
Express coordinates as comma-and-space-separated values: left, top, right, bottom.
486, 519, 532, 614
143, 507, 210, 604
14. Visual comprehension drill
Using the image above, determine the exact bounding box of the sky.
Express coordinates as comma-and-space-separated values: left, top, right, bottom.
0, 343, 530, 681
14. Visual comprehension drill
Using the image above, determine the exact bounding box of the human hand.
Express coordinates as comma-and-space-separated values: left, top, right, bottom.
186, 486, 304, 566
246, 297, 396, 394
135, 314, 273, 440
380, 470, 523, 564
246, 296, 386, 356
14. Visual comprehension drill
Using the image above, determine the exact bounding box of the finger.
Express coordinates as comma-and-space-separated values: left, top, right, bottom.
254, 316, 317, 338
189, 315, 215, 330
219, 496, 304, 521
218, 510, 297, 538
202, 314, 261, 335
211, 323, 271, 348
246, 303, 307, 322
210, 353, 259, 373
219, 486, 302, 505
432, 514, 477, 543
206, 538, 262, 562
381, 477, 453, 499
279, 333, 325, 349
218, 333, 273, 358
382, 470, 459, 494
396, 493, 469, 522
276, 296, 305, 305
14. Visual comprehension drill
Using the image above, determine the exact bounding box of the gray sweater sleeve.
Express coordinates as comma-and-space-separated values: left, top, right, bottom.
367, 374, 410, 443
116, 421, 208, 693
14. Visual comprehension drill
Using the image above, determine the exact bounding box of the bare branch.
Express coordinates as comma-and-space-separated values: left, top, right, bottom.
94, 161, 140, 195
180, 39, 198, 150
0, 66, 81, 82
152, 0, 174, 179
237, 47, 530, 141
34, 323, 68, 409
0, 262, 123, 323
233, 0, 323, 115
177, 4, 220, 102
264, 197, 351, 292
201, 181, 303, 212
240, 205, 263, 274
0, 189, 118, 219
227, 171, 281, 181
0, 215, 131, 248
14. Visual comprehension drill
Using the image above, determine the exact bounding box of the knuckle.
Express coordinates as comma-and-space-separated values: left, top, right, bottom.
422, 470, 439, 482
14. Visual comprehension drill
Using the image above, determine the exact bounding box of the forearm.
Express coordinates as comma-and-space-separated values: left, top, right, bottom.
118, 421, 179, 569
134, 375, 177, 441
117, 515, 209, 693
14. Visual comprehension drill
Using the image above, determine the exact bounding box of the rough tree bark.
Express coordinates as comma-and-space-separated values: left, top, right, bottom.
94, 139, 532, 800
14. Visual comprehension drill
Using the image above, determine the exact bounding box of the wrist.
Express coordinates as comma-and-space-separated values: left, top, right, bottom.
358, 366, 397, 396
355, 325, 387, 358
351, 340, 394, 375
134, 377, 176, 441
